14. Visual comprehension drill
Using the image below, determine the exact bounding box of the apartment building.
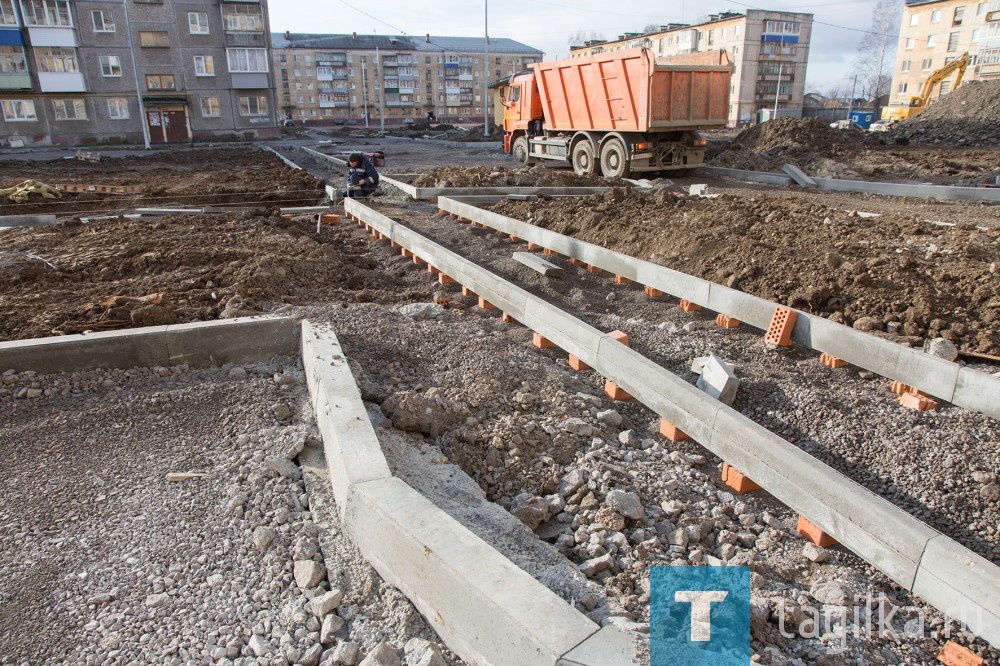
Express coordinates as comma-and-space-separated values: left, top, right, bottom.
889, 0, 1000, 107
570, 10, 814, 126
0, 0, 278, 148
270, 33, 543, 125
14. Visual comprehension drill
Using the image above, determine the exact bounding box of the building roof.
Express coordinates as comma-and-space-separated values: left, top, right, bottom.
270, 33, 543, 55
904, 0, 951, 5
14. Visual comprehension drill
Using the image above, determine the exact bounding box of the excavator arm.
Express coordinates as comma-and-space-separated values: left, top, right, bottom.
908, 52, 969, 107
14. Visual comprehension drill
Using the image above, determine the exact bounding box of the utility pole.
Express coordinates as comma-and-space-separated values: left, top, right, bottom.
773, 63, 782, 120
376, 46, 385, 132
874, 31, 887, 121
483, 0, 489, 136
361, 57, 369, 128
847, 74, 857, 120
123, 0, 151, 149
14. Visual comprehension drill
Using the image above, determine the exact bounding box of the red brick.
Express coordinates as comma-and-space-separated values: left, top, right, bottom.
614, 275, 631, 285
532, 333, 556, 349
438, 274, 456, 285
659, 419, 689, 442
587, 264, 603, 274
765, 306, 798, 347
412, 256, 426, 266
502, 313, 518, 324
461, 286, 475, 297
716, 314, 740, 329
679, 299, 702, 312
478, 298, 496, 310
569, 258, 586, 267
900, 391, 937, 411
607, 330, 630, 347
543, 248, 559, 257
722, 462, 760, 493
644, 286, 664, 298
938, 641, 984, 666
796, 516, 838, 548
819, 353, 848, 369
605, 381, 633, 401
527, 242, 542, 250
320, 213, 341, 225
568, 355, 591, 371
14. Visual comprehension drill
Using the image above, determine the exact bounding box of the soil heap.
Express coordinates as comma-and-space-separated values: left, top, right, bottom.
887, 79, 1000, 147
710, 117, 873, 177
490, 188, 1000, 354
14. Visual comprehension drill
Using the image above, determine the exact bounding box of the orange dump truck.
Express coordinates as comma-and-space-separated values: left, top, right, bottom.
501, 48, 733, 177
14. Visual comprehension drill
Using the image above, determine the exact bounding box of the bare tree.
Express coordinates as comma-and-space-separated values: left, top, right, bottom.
849, 0, 900, 112
567, 30, 605, 47
642, 24, 660, 34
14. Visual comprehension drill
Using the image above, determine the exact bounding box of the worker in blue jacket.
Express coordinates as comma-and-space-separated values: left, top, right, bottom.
342, 152, 379, 198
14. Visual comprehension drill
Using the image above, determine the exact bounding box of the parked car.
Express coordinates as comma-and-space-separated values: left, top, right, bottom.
333, 118, 346, 125
347, 119, 358, 125
828, 119, 858, 130
402, 118, 416, 125
868, 119, 893, 132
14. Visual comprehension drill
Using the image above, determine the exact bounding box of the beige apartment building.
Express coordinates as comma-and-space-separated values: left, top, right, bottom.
570, 10, 814, 126
888, 0, 1000, 107
270, 33, 543, 125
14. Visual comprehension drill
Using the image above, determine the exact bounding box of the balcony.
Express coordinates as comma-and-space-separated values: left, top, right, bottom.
26, 26, 77, 48
38, 71, 85, 92
225, 32, 265, 48
0, 73, 32, 90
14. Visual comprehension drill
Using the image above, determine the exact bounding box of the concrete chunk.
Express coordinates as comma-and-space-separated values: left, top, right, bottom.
513, 252, 564, 278
696, 354, 739, 406
782, 163, 818, 188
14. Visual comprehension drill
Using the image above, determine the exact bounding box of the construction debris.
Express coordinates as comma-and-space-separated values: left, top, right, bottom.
0, 179, 62, 203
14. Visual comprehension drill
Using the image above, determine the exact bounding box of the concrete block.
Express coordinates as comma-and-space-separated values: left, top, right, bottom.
0, 214, 56, 227
165, 317, 298, 366
346, 477, 599, 666
688, 184, 707, 196
699, 166, 793, 186
0, 325, 170, 374
557, 626, 640, 666
782, 164, 818, 188
696, 354, 739, 406
513, 251, 564, 278
301, 322, 392, 512
912, 536, 1000, 648
953, 368, 1000, 420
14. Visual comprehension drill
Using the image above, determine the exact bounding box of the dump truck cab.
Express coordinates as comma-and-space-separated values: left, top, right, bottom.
501, 72, 543, 154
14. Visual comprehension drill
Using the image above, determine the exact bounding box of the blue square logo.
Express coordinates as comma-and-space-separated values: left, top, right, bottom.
650, 565, 751, 666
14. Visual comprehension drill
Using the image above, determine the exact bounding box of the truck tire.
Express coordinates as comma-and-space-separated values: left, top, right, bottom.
512, 137, 531, 166
571, 141, 596, 176
600, 139, 631, 178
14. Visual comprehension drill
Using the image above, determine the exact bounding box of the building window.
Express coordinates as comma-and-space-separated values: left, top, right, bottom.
223, 6, 263, 32
910, 13, 919, 26
973, 28, 982, 42
146, 74, 175, 90
953, 6, 964, 25
107, 98, 129, 119
22, 0, 72, 27
905, 37, 914, 49
898, 82, 908, 93
227, 48, 268, 73
139, 31, 169, 47
0, 0, 16, 26
35, 46, 78, 72
939, 80, 952, 94
200, 96, 220, 117
926, 35, 936, 47
239, 95, 268, 116
100, 55, 121, 77
947, 32, 959, 52
92, 9, 115, 32
922, 58, 933, 70
901, 60, 911, 71
0, 46, 26, 73
1, 99, 36, 121
188, 12, 209, 34
194, 55, 214, 76
52, 98, 86, 120
978, 2, 987, 16
930, 9, 941, 22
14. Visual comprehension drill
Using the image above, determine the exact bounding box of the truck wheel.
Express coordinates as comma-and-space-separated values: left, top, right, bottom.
571, 142, 596, 176
512, 137, 530, 166
600, 139, 631, 178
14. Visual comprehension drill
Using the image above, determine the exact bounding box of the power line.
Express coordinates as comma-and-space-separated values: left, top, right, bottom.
722, 0, 901, 39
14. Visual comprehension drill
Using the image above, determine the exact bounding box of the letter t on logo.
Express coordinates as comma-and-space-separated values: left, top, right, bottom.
674, 591, 729, 641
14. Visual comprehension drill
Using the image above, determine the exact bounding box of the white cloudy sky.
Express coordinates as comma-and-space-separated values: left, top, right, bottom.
267, 0, 889, 92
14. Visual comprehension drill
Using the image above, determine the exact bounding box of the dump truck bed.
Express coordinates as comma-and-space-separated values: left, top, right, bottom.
529, 48, 732, 133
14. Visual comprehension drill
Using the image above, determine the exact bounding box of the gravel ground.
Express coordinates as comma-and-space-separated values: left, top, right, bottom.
0, 360, 453, 666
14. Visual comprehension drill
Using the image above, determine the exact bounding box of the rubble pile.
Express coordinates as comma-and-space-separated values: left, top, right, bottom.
887, 79, 1000, 146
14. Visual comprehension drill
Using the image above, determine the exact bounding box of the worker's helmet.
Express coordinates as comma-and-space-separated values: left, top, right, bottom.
348, 152, 362, 165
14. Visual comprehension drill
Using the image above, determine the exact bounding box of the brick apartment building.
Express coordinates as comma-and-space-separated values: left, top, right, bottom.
570, 10, 814, 126
0, 0, 279, 148
270, 33, 543, 125
888, 0, 1000, 108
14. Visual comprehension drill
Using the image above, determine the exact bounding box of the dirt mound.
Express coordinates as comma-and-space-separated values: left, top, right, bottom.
887, 79, 1000, 147
411, 165, 621, 188
490, 189, 1000, 354
711, 117, 873, 177
0, 212, 413, 341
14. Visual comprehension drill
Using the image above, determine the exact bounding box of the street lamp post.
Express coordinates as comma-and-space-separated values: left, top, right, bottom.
123, 0, 151, 149
483, 0, 489, 136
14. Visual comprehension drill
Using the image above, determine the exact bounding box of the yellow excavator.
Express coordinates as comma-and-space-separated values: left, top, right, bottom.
881, 52, 969, 122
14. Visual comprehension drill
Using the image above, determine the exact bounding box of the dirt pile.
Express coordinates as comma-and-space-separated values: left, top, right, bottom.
491, 189, 1000, 354
711, 117, 874, 177
411, 165, 620, 188
888, 79, 1000, 147
0, 212, 415, 341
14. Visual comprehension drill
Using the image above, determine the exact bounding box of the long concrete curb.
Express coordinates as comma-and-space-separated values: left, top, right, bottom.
346, 197, 1000, 648
701, 165, 1000, 202
0, 316, 299, 373
300, 321, 637, 666
261, 145, 303, 170
436, 196, 1000, 420
0, 214, 57, 227
379, 173, 615, 201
